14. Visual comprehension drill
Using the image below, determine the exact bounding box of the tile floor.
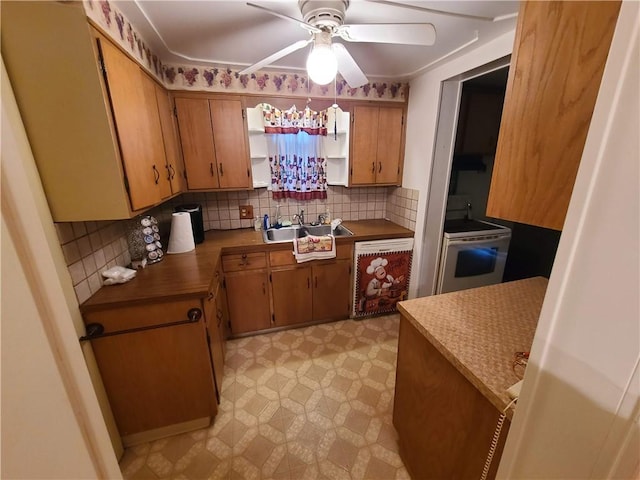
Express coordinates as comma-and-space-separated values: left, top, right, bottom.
119, 314, 409, 479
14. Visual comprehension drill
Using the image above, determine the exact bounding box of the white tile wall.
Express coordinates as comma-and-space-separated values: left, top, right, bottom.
57, 186, 419, 305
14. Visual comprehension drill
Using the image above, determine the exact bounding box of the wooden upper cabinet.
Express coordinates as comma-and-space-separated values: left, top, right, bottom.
154, 84, 187, 195
350, 105, 404, 186
455, 88, 505, 155
486, 1, 621, 230
1, 1, 180, 221
209, 99, 252, 188
174, 97, 219, 189
174, 96, 252, 191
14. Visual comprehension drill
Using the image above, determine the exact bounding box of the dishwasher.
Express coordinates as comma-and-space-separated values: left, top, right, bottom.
352, 238, 414, 317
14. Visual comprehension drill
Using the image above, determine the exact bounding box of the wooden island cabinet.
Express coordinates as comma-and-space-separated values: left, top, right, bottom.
393, 277, 547, 480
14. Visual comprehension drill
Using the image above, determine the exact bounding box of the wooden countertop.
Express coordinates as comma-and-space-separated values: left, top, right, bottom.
397, 277, 548, 418
81, 219, 413, 312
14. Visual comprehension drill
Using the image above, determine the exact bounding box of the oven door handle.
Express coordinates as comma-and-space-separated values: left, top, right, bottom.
446, 235, 510, 247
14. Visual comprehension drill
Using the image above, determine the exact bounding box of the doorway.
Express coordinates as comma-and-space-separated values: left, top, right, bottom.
418, 57, 510, 297
418, 57, 562, 297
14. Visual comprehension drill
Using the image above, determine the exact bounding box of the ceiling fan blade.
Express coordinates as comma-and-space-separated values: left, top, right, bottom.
366, 0, 506, 22
246, 2, 321, 33
239, 39, 312, 75
331, 43, 368, 88
338, 24, 436, 46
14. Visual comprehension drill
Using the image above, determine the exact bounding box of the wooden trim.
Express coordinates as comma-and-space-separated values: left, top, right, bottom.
121, 417, 211, 447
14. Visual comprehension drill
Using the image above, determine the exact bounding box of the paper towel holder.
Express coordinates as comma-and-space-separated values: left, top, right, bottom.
167, 212, 196, 254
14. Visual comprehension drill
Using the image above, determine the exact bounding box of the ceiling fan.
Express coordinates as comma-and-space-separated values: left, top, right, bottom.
239, 0, 438, 88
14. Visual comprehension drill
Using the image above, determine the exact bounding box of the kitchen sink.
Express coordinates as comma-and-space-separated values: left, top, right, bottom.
262, 224, 354, 244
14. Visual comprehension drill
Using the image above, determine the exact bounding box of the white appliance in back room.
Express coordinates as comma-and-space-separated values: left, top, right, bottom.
436, 218, 511, 294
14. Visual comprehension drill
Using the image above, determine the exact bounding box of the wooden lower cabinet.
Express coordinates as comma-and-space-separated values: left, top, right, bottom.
225, 269, 272, 334
83, 299, 217, 444
393, 315, 509, 480
312, 261, 351, 321
269, 244, 353, 329
204, 275, 226, 402
271, 267, 313, 327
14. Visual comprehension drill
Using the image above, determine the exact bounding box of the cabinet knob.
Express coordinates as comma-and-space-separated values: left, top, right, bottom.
187, 308, 202, 322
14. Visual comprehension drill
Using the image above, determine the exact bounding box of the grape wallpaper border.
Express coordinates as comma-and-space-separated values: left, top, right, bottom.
84, 0, 408, 102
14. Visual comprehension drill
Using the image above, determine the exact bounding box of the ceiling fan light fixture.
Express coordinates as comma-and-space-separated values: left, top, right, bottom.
306, 32, 337, 85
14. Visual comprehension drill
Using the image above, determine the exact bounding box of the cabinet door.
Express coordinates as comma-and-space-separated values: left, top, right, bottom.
204, 283, 225, 401
312, 261, 351, 321
139, 73, 172, 200
155, 85, 187, 194
376, 106, 404, 184
174, 97, 219, 189
350, 106, 379, 185
225, 270, 271, 334
99, 39, 160, 210
209, 99, 252, 189
486, 1, 621, 230
271, 267, 313, 327
86, 301, 215, 438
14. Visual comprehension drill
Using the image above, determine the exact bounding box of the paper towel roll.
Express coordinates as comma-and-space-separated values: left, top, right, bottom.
167, 212, 195, 254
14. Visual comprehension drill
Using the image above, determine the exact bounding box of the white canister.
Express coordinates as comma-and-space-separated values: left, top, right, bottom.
167, 212, 196, 254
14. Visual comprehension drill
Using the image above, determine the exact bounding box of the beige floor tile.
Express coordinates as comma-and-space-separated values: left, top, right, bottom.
120, 315, 409, 480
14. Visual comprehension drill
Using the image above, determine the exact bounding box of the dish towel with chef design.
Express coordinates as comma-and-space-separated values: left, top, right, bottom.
293, 235, 336, 263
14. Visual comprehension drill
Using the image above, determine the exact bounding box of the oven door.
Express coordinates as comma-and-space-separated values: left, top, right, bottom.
436, 234, 511, 294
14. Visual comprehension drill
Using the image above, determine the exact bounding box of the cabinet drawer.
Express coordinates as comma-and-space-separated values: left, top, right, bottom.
269, 244, 353, 267
83, 299, 201, 333
222, 252, 267, 272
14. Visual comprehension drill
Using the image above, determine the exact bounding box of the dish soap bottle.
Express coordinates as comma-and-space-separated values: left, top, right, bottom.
274, 204, 282, 228
323, 207, 331, 225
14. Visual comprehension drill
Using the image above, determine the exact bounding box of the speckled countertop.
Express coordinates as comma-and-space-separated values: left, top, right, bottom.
397, 277, 548, 418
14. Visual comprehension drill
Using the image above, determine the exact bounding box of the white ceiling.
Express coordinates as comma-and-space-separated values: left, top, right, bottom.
115, 0, 519, 80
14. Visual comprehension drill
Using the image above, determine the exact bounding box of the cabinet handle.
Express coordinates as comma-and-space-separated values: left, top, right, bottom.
78, 307, 202, 342
210, 162, 214, 177
168, 164, 176, 180
207, 291, 214, 302
262, 282, 266, 295
315, 276, 318, 288
371, 161, 375, 173
152, 165, 160, 184
378, 162, 382, 173
165, 164, 171, 181
239, 253, 248, 266
219, 162, 224, 176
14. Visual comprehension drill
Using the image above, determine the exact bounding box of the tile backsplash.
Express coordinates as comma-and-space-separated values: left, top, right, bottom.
56, 185, 419, 305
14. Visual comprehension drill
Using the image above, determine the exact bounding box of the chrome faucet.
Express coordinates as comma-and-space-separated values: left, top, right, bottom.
292, 209, 305, 226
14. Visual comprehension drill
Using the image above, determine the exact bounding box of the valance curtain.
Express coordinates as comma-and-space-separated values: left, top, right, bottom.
260, 103, 328, 200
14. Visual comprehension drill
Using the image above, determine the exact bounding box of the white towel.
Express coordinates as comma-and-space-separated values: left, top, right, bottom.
293, 234, 336, 263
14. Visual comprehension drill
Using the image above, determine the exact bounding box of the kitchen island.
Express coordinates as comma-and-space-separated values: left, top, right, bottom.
393, 277, 547, 480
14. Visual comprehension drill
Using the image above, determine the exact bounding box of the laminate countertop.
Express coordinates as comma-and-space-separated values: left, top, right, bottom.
397, 277, 548, 418
81, 219, 413, 312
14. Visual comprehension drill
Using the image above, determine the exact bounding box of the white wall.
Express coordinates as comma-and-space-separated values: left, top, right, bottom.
498, 1, 640, 477
1, 59, 122, 479
403, 30, 516, 297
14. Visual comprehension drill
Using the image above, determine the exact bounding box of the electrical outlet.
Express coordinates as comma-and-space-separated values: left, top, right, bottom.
239, 205, 254, 219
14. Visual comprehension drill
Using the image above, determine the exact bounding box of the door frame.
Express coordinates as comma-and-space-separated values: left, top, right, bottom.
418, 56, 511, 297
